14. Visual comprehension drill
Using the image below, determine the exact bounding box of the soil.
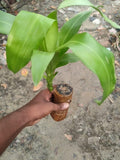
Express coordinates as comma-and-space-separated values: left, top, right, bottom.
0, 0, 120, 160
56, 84, 73, 96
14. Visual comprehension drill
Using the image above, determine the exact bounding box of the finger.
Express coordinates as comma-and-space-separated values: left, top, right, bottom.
34, 89, 52, 101
52, 103, 69, 111
42, 89, 52, 101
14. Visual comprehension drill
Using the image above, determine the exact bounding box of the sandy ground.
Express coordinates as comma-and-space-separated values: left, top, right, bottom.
0, 0, 120, 159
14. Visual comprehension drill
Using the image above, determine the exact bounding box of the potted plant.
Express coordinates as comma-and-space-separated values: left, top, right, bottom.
0, 0, 119, 121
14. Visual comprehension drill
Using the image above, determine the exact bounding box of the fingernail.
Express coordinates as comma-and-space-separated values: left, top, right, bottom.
61, 103, 69, 110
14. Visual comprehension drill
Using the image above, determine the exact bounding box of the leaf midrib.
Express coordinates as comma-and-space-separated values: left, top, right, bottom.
69, 40, 111, 92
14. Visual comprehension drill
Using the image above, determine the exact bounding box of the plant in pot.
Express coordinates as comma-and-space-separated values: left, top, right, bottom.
0, 0, 119, 121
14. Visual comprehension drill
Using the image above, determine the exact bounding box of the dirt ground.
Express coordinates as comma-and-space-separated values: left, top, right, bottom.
0, 0, 120, 160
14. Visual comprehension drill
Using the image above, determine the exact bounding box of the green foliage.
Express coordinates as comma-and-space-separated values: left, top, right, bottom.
59, 10, 92, 45
63, 33, 116, 104
43, 21, 58, 52
31, 50, 55, 86
58, 0, 93, 9
47, 10, 57, 20
56, 53, 79, 68
0, 11, 15, 34
6, 11, 55, 73
58, 0, 120, 29
92, 6, 120, 29
0, 0, 119, 104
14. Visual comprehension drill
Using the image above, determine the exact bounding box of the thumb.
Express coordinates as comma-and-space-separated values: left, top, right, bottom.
53, 103, 69, 111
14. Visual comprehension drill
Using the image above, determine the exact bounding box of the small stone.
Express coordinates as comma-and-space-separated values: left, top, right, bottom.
2, 36, 6, 40
73, 153, 77, 158
73, 115, 77, 119
107, 47, 111, 51
67, 7, 79, 12
16, 139, 20, 143
93, 19, 101, 25
3, 40, 7, 45
117, 72, 120, 77
88, 137, 100, 145
109, 28, 117, 34
89, 16, 96, 22
77, 128, 83, 132
78, 103, 84, 107
59, 9, 65, 14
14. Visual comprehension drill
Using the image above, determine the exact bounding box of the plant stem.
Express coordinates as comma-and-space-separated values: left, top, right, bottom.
47, 78, 53, 91
46, 62, 54, 92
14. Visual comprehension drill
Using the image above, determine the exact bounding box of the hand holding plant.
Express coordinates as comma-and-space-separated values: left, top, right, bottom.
0, 0, 119, 120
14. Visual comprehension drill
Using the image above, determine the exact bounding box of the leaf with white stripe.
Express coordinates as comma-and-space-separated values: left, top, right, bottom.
6, 11, 55, 73
31, 50, 55, 85
63, 32, 116, 104
59, 10, 92, 45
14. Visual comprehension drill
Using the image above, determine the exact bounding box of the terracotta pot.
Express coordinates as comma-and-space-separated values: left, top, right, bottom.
50, 84, 73, 121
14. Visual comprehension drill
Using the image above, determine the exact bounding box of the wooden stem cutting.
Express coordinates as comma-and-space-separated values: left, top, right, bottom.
50, 84, 73, 121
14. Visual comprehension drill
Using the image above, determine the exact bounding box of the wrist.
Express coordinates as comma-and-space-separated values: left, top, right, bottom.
16, 106, 32, 127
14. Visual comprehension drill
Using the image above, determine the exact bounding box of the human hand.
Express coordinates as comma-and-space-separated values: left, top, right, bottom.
22, 89, 69, 126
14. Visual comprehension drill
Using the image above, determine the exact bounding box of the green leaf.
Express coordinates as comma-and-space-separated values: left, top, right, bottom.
48, 10, 57, 20
56, 53, 79, 68
47, 48, 69, 71
58, 0, 120, 29
44, 21, 58, 52
92, 6, 120, 29
58, 0, 93, 9
64, 32, 116, 104
59, 10, 92, 45
6, 10, 55, 73
0, 11, 15, 35
31, 50, 55, 85
102, 13, 120, 29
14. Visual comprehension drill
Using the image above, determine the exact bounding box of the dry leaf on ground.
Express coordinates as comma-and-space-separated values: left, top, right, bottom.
21, 69, 28, 77
115, 60, 120, 67
102, 9, 106, 13
50, 5, 57, 9
33, 81, 43, 92
65, 17, 69, 21
64, 134, 73, 141
34, 8, 38, 11
1, 83, 7, 89
3, 52, 6, 59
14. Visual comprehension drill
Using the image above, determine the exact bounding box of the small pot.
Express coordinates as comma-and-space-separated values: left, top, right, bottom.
50, 84, 73, 121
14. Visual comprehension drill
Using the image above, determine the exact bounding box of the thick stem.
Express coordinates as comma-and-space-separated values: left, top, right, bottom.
47, 76, 53, 92
46, 59, 55, 92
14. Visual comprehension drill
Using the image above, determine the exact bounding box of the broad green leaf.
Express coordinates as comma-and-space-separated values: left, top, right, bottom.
92, 6, 120, 29
64, 32, 116, 104
56, 53, 79, 68
48, 10, 57, 20
59, 10, 92, 45
0, 11, 15, 35
6, 10, 55, 73
44, 21, 58, 52
58, 0, 93, 9
48, 48, 69, 71
31, 50, 55, 85
40, 11, 58, 52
